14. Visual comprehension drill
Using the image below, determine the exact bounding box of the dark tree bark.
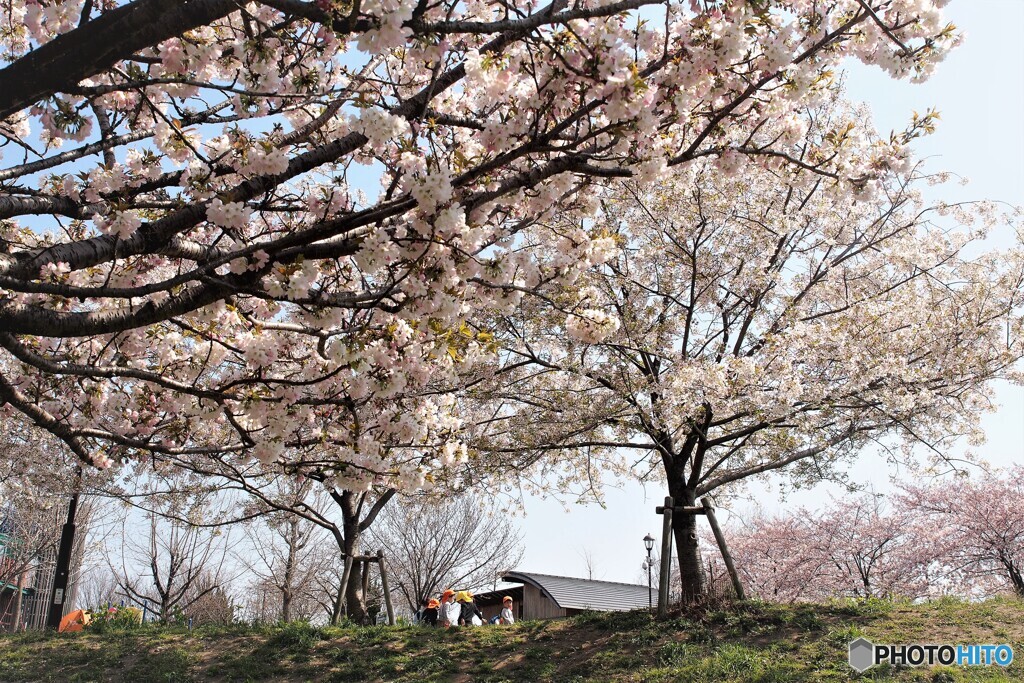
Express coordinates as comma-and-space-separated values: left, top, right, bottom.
326, 488, 395, 624
280, 515, 299, 622
666, 479, 706, 602
0, 0, 240, 120
654, 397, 708, 602
340, 496, 367, 622
1003, 557, 1024, 597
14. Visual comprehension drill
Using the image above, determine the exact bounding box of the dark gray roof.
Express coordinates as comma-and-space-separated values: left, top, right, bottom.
501, 571, 652, 612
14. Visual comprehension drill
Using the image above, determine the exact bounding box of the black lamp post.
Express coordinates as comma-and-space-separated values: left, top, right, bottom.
643, 533, 655, 611
47, 467, 83, 629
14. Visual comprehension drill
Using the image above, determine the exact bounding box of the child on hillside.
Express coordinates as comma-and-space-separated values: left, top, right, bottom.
499, 596, 515, 624
439, 589, 460, 627
456, 591, 484, 626
421, 597, 439, 626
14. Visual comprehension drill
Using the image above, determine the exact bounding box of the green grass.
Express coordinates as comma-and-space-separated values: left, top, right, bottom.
0, 598, 1021, 682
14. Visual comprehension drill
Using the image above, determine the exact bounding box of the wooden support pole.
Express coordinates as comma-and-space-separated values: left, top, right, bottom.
345, 554, 382, 563
657, 496, 673, 617
361, 558, 371, 608
701, 498, 745, 600
656, 505, 705, 515
377, 549, 395, 626
334, 553, 355, 625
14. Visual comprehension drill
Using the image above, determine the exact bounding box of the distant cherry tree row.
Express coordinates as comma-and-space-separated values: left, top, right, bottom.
703, 468, 1024, 601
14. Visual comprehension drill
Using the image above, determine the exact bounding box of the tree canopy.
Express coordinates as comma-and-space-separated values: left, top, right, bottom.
465, 97, 1024, 594
0, 0, 964, 494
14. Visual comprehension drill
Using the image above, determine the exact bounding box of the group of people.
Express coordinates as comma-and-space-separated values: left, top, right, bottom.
418, 589, 515, 627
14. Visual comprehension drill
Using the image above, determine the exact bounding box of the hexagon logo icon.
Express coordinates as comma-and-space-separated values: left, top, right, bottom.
848, 637, 875, 672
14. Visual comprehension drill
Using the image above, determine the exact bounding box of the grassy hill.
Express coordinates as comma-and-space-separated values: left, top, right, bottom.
0, 598, 1021, 682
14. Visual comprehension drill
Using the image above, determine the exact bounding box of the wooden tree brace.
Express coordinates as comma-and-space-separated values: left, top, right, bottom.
336, 554, 355, 624
342, 554, 381, 563
653, 497, 747, 610
655, 505, 705, 515
700, 498, 745, 600
377, 549, 396, 626
656, 496, 673, 617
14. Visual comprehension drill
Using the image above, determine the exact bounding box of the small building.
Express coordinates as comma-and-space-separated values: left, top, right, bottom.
471, 585, 524, 623
473, 571, 652, 622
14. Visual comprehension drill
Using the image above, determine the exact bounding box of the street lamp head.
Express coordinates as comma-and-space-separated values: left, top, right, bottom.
643, 533, 655, 552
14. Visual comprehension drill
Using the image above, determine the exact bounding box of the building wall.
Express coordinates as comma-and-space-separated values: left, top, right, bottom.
522, 584, 564, 620
480, 601, 523, 623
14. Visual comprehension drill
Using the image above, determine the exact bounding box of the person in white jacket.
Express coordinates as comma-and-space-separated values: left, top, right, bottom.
439, 589, 461, 627
500, 596, 515, 624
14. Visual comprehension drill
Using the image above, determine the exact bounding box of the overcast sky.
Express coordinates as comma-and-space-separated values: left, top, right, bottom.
509, 0, 1024, 587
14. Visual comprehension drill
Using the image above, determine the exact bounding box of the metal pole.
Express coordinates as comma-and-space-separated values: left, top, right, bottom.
657, 496, 673, 617
377, 550, 395, 625
644, 542, 653, 611
646, 560, 652, 611
46, 490, 79, 629
701, 498, 745, 600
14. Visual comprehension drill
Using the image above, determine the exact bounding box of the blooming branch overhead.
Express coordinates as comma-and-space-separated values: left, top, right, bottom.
0, 0, 964, 490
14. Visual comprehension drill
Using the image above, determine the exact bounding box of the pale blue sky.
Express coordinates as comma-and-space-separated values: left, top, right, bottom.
510, 1, 1024, 586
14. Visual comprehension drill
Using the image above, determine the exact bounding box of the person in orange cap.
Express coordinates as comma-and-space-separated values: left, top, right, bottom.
500, 595, 515, 624
439, 588, 460, 627
420, 597, 439, 626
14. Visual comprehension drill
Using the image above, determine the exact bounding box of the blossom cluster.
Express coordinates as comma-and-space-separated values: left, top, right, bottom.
206, 199, 253, 231
565, 309, 621, 344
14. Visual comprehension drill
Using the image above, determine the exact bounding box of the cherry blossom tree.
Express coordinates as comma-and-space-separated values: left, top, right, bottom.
107, 491, 237, 622
237, 479, 336, 622
108, 458, 397, 622
0, 0, 965, 497
465, 95, 1024, 598
899, 467, 1024, 597
367, 492, 523, 612
800, 494, 931, 599
700, 511, 825, 602
713, 495, 938, 601
705, 477, 1024, 602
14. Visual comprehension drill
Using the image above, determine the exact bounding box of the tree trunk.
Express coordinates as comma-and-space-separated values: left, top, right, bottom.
327, 489, 394, 624
345, 557, 367, 623
330, 581, 343, 625
282, 518, 297, 622
1005, 560, 1024, 597
341, 505, 367, 623
668, 483, 706, 602
11, 569, 26, 632
281, 588, 292, 623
